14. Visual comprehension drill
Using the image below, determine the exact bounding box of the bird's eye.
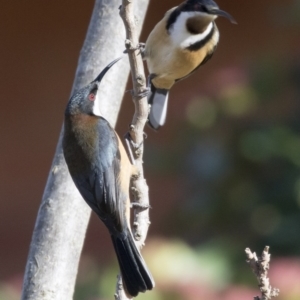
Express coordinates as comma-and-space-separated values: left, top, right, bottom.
88, 93, 96, 101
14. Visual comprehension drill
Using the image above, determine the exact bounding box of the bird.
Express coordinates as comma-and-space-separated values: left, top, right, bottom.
143, 0, 236, 130
62, 57, 154, 297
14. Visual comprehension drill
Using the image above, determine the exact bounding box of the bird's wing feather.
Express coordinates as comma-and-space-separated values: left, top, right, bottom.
73, 118, 126, 233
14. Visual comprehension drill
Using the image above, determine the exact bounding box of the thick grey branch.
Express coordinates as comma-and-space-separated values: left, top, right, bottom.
245, 246, 280, 300
21, 1, 148, 299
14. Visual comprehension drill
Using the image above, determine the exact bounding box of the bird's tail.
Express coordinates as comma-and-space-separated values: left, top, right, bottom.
111, 230, 155, 297
148, 83, 169, 130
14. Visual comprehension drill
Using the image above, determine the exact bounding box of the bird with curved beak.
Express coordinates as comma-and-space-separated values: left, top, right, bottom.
62, 57, 154, 297
144, 0, 236, 129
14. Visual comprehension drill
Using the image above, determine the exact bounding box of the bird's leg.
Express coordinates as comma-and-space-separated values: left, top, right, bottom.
129, 74, 156, 103
128, 73, 151, 99
136, 42, 145, 50
124, 85, 150, 99
123, 41, 145, 57
145, 73, 156, 108
125, 81, 151, 99
136, 42, 145, 57
123, 42, 145, 56
146, 73, 156, 95
124, 132, 136, 165
124, 131, 147, 165
131, 87, 150, 99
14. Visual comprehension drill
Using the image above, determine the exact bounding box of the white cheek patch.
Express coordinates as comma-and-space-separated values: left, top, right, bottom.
211, 28, 220, 47
92, 92, 102, 117
170, 12, 214, 49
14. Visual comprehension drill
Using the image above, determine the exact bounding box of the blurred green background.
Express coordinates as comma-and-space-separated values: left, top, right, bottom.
1, 0, 300, 299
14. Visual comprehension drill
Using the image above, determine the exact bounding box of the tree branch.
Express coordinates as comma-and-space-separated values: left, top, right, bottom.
21, 1, 149, 299
245, 246, 280, 300
115, 0, 151, 299
120, 0, 150, 248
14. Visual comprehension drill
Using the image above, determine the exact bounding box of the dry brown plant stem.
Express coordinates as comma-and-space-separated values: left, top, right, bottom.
245, 246, 280, 300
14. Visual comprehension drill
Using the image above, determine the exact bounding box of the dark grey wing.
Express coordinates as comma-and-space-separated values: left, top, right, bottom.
72, 118, 126, 233
95, 118, 127, 233
72, 170, 101, 215
95, 158, 127, 234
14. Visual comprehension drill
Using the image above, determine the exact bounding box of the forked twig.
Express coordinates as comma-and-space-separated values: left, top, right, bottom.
245, 246, 280, 300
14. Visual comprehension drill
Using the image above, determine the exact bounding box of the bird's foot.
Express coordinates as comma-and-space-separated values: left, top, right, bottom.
124, 132, 145, 164
131, 87, 150, 99
136, 42, 145, 50
137, 43, 146, 57
123, 42, 145, 56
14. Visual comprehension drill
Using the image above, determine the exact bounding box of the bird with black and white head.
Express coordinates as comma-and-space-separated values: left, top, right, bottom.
144, 0, 236, 129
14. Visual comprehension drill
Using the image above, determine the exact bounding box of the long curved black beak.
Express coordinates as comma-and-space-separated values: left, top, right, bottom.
208, 8, 237, 24
93, 55, 124, 83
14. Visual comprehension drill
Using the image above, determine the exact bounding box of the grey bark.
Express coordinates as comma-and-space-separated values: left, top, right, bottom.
21, 1, 149, 299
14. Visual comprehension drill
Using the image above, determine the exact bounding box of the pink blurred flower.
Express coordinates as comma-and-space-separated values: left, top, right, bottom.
270, 258, 300, 296
221, 286, 258, 300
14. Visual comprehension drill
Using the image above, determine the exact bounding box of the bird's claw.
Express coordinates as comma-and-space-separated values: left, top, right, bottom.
124, 132, 136, 165
124, 132, 145, 164
131, 43, 146, 57
137, 87, 150, 99
137, 42, 146, 50
129, 87, 150, 100
123, 42, 145, 56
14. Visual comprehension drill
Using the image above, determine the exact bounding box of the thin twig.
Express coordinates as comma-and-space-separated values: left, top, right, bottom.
117, 0, 151, 298
245, 246, 280, 300
119, 1, 150, 247
114, 275, 129, 300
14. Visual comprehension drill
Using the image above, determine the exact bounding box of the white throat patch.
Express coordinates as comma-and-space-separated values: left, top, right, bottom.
170, 11, 214, 49
92, 91, 102, 117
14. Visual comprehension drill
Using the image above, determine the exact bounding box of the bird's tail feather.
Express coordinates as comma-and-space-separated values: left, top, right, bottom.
148, 83, 169, 130
111, 230, 154, 297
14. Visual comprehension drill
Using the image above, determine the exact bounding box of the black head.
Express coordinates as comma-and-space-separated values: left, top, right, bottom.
185, 0, 236, 23
65, 56, 123, 117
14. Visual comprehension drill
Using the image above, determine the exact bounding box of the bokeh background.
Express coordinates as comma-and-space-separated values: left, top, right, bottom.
1, 0, 300, 299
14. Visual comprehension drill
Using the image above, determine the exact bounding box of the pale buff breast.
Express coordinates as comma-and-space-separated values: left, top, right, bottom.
149, 37, 217, 90
116, 134, 136, 226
